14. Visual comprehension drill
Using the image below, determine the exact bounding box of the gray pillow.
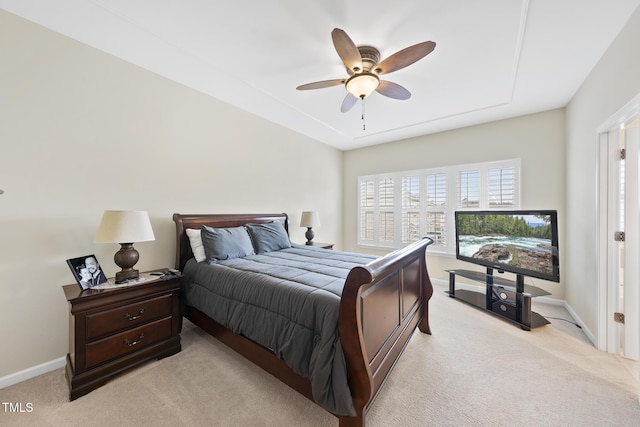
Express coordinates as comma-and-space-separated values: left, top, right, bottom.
246, 222, 291, 254
201, 225, 255, 262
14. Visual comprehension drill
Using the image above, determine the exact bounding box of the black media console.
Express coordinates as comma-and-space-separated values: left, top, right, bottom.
446, 268, 551, 330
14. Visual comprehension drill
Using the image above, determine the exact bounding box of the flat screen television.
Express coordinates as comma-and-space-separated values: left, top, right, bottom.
455, 210, 559, 282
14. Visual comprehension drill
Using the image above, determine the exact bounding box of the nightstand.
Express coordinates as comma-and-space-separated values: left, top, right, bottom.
63, 270, 182, 400
305, 242, 334, 249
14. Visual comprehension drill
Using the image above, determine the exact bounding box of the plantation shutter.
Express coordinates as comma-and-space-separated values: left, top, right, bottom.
488, 166, 517, 208
379, 177, 395, 242
457, 170, 480, 208
425, 173, 447, 247
359, 178, 375, 241
401, 175, 421, 243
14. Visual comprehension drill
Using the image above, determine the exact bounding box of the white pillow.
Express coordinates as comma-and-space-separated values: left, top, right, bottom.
186, 228, 206, 262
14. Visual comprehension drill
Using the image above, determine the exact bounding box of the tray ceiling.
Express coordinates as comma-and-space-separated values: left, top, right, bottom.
1, 0, 639, 150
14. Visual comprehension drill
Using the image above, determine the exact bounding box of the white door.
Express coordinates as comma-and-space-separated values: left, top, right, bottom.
598, 116, 639, 361
623, 120, 639, 361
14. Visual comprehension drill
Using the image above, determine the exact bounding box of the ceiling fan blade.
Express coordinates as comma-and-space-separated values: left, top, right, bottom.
296, 79, 345, 90
331, 28, 363, 73
376, 80, 411, 100
340, 93, 358, 113
375, 41, 436, 75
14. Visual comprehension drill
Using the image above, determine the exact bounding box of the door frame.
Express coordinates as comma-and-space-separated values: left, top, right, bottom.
596, 92, 640, 358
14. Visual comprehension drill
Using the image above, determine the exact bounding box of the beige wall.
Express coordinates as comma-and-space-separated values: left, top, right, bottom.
342, 109, 567, 298
565, 6, 640, 335
0, 11, 342, 377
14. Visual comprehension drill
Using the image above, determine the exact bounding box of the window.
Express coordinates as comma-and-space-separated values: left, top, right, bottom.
457, 170, 479, 208
488, 166, 517, 207
425, 172, 447, 246
359, 179, 375, 241
357, 159, 520, 253
379, 177, 394, 242
401, 175, 421, 244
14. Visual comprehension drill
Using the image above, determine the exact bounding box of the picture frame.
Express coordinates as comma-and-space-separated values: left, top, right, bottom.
66, 254, 108, 289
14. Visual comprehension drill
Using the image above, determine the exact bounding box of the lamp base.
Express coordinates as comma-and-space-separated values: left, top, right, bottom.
115, 268, 139, 284
305, 227, 315, 245
114, 243, 140, 283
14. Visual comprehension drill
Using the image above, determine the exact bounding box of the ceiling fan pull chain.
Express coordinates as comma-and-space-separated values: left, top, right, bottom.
362, 98, 366, 131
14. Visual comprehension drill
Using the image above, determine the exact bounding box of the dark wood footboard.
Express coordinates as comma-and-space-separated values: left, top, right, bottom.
173, 213, 434, 427
338, 238, 433, 427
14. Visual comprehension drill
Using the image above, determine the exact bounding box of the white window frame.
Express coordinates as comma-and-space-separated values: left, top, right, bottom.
357, 159, 521, 254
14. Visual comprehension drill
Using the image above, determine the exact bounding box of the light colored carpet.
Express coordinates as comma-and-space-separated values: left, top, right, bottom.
1, 282, 639, 426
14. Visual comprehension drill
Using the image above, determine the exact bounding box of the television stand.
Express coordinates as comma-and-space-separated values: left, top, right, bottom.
446, 268, 550, 330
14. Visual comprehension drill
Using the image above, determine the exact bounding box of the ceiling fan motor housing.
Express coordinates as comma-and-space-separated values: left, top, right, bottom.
347, 45, 380, 74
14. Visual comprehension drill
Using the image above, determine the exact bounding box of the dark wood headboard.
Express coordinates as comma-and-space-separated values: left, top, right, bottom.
172, 213, 289, 271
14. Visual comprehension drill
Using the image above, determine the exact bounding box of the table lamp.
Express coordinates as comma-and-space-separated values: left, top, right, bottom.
300, 211, 320, 245
95, 210, 155, 283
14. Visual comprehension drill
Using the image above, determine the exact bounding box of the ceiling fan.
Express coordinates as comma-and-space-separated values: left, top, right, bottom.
296, 28, 436, 113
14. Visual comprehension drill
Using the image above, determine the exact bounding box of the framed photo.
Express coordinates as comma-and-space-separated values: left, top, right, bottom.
66, 254, 108, 289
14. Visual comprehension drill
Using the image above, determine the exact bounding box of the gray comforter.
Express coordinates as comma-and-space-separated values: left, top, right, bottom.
182, 244, 377, 416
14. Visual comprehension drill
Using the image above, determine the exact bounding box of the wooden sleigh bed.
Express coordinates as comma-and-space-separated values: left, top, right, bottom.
173, 213, 434, 427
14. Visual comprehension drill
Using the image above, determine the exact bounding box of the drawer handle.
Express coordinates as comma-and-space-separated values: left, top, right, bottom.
124, 308, 145, 321
124, 333, 144, 347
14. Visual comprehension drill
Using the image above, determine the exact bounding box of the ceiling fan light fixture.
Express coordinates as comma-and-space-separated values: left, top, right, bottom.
345, 72, 380, 99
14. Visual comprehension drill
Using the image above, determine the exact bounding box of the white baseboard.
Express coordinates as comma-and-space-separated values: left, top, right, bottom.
0, 356, 66, 390
431, 278, 448, 288
561, 300, 596, 344
535, 296, 596, 344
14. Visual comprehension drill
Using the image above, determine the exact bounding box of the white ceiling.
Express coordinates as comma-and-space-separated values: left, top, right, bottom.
2, 0, 639, 150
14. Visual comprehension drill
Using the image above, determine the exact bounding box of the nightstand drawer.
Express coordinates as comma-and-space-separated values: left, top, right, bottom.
86, 294, 172, 339
85, 317, 173, 368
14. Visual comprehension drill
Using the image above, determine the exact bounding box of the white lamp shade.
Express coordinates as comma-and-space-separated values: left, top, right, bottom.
300, 211, 320, 228
95, 210, 155, 243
